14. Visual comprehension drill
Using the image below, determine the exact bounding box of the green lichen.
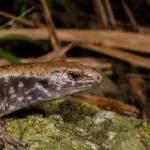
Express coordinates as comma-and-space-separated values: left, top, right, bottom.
1, 98, 150, 150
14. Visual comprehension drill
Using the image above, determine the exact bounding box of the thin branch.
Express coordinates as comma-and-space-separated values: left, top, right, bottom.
73, 94, 140, 117
145, 0, 150, 7
104, 0, 117, 27
79, 43, 150, 69
40, 0, 61, 51
0, 28, 150, 54
121, 0, 139, 31
94, 0, 109, 29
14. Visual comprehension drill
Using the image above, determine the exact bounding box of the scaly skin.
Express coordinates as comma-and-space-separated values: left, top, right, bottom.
0, 61, 102, 148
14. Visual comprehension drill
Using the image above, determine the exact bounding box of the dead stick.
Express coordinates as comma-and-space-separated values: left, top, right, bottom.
40, 0, 61, 51
73, 94, 140, 116
79, 43, 150, 69
0, 28, 150, 54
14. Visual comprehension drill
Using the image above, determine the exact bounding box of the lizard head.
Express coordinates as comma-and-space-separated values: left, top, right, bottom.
47, 62, 102, 98
0, 62, 102, 116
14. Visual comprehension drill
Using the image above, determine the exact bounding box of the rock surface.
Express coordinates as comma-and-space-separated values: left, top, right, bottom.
2, 98, 150, 150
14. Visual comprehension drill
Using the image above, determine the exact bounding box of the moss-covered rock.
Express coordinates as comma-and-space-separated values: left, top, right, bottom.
2, 98, 150, 150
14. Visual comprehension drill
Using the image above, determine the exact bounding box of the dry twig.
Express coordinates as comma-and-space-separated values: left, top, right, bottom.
145, 0, 150, 7
0, 10, 36, 27
121, 0, 139, 31
94, 0, 109, 28
73, 94, 140, 117
79, 43, 150, 69
0, 28, 149, 53
104, 0, 116, 27
40, 0, 61, 51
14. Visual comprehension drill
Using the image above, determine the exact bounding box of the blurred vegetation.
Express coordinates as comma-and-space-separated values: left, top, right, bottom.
0, 50, 20, 64
0, 0, 80, 62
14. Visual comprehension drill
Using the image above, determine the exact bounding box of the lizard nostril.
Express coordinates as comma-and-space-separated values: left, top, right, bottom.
97, 75, 100, 80
96, 75, 102, 83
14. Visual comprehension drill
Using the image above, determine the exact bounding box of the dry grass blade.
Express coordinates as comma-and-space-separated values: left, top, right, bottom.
0, 28, 150, 54
73, 94, 140, 117
79, 43, 150, 69
57, 29, 150, 53
40, 0, 61, 51
0, 10, 36, 27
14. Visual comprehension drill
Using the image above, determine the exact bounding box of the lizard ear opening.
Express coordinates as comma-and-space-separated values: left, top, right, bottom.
67, 71, 82, 81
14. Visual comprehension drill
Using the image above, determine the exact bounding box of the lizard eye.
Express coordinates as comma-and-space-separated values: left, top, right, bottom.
40, 80, 49, 88
68, 71, 82, 80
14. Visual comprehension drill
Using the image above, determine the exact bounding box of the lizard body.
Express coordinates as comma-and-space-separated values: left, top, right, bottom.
0, 61, 102, 148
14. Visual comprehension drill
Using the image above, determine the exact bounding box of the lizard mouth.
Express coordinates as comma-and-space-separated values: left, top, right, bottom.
72, 77, 102, 92
71, 83, 96, 93
75, 80, 100, 88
